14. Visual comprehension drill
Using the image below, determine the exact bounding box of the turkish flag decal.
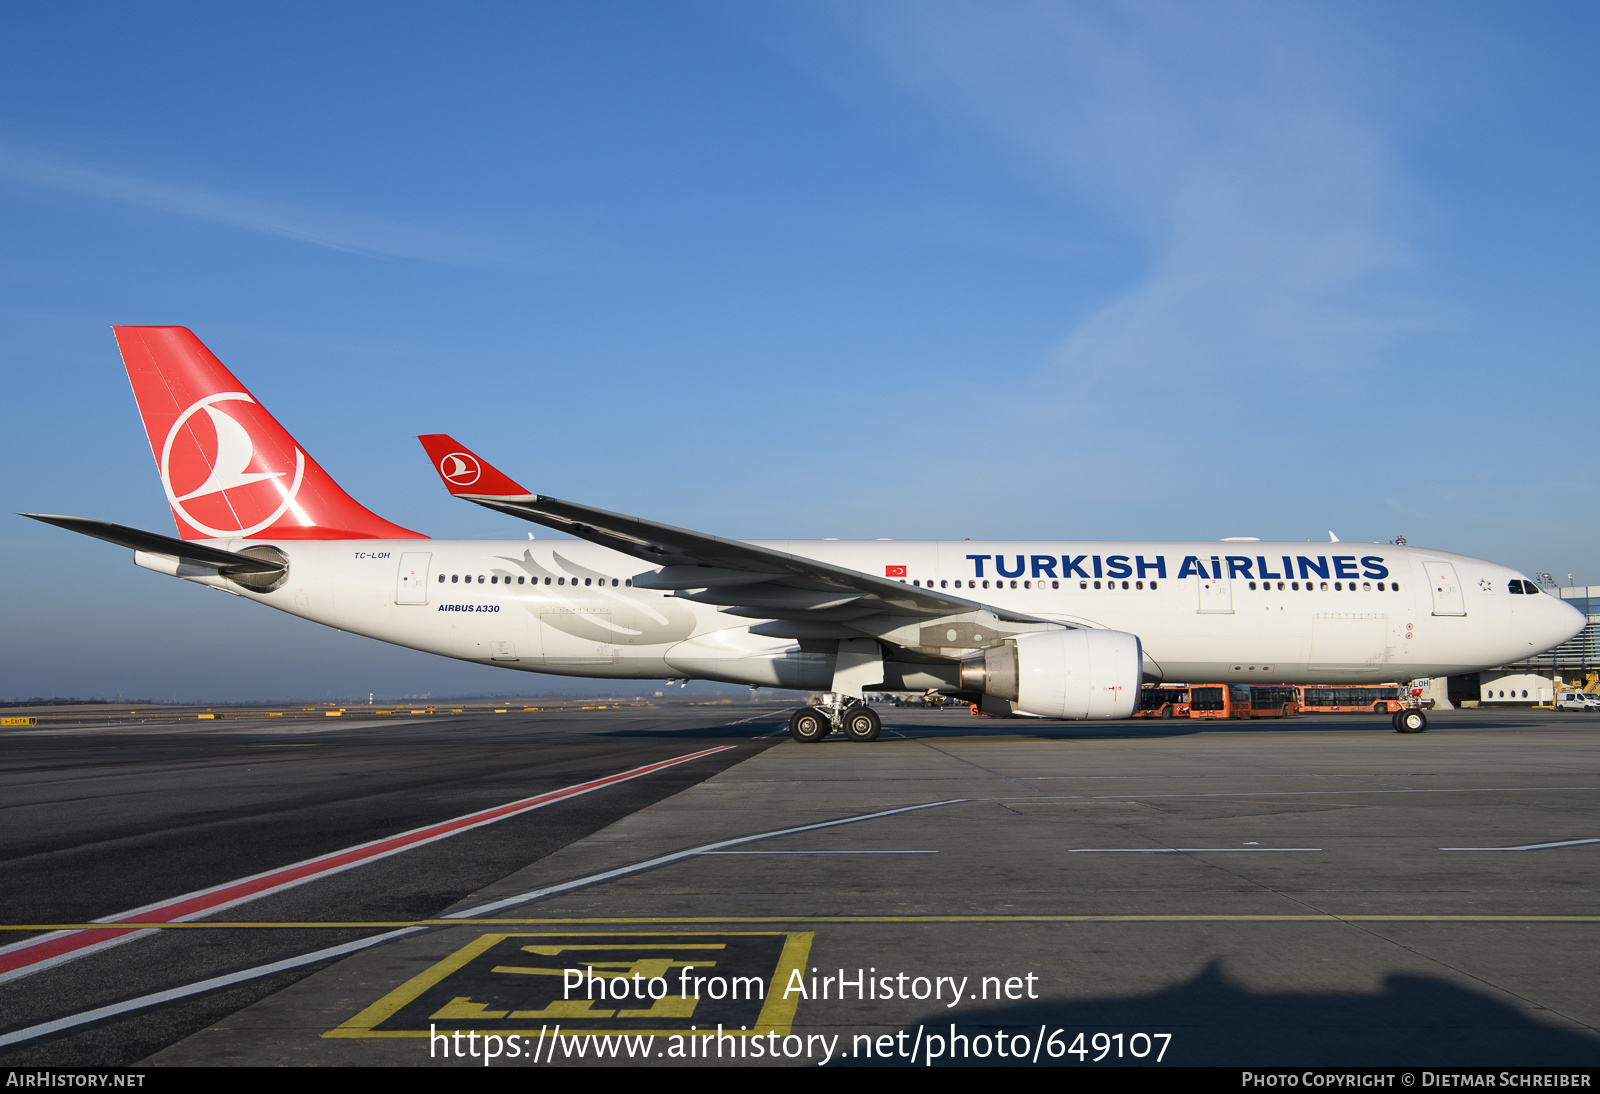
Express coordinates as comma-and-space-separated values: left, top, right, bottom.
885, 565, 907, 578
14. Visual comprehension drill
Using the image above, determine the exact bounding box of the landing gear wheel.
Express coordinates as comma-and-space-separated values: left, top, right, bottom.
843, 705, 882, 742
789, 707, 830, 743
1395, 708, 1428, 733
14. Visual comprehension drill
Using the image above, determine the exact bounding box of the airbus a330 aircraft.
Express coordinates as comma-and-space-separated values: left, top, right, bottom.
25, 327, 1586, 741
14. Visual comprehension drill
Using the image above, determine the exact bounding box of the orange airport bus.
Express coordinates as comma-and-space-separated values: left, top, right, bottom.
1249, 685, 1300, 718
1296, 685, 1404, 714
1134, 686, 1192, 718
1186, 684, 1254, 720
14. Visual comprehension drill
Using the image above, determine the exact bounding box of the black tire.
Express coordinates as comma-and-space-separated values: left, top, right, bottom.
1395, 708, 1428, 733
843, 705, 881, 743
1373, 702, 1386, 714
789, 707, 830, 743
1160, 706, 1172, 719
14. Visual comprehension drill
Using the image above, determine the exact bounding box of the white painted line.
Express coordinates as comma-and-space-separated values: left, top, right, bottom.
0, 745, 734, 985
695, 850, 938, 855
1441, 838, 1600, 851
0, 927, 423, 1050
0, 796, 970, 1049
446, 798, 968, 918
1070, 848, 1324, 853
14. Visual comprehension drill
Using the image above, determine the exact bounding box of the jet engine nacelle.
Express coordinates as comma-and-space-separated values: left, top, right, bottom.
959, 629, 1142, 720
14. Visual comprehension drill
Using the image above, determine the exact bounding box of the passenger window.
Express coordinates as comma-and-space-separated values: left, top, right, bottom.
1363, 582, 1371, 591
518, 576, 526, 584
1052, 580, 1059, 589
437, 574, 445, 583
585, 578, 592, 586
1248, 581, 1257, 590
1334, 582, 1342, 591
1121, 581, 1129, 590
1392, 583, 1400, 592
1377, 582, 1385, 591
1010, 580, 1017, 589
1320, 582, 1328, 591
558, 577, 565, 585
478, 575, 485, 584
451, 575, 459, 583
612, 579, 619, 587
1080, 581, 1088, 589
1150, 581, 1158, 589
491, 576, 498, 584
1136, 580, 1144, 590
1094, 581, 1101, 589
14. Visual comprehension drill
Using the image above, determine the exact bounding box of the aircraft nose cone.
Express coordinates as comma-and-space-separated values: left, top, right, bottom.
1554, 597, 1588, 645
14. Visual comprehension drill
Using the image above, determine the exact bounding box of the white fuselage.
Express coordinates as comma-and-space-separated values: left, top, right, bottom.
158, 538, 1585, 691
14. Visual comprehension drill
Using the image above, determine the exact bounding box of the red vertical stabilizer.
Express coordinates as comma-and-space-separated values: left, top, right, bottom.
113, 326, 425, 541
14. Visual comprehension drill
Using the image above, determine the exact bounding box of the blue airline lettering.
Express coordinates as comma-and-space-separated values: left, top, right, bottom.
1333, 556, 1360, 580
1063, 555, 1090, 579
1106, 555, 1132, 579
1360, 556, 1389, 579
1298, 556, 1329, 580
966, 554, 990, 577
1136, 555, 1166, 579
1257, 556, 1282, 580
1093, 556, 1103, 579
1031, 555, 1058, 579
1282, 555, 1294, 581
1177, 556, 1208, 580
996, 554, 1025, 579
1226, 556, 1253, 579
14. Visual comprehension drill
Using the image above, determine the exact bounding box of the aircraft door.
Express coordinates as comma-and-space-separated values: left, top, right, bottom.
1423, 561, 1466, 616
1198, 575, 1233, 613
395, 552, 432, 605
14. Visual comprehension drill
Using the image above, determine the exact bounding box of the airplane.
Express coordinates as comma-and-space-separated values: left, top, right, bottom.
23, 327, 1586, 742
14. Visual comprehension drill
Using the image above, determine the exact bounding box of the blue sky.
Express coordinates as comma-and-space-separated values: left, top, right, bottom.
3, 2, 1596, 701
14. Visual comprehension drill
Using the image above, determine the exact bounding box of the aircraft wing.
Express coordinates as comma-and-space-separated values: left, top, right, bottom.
416, 435, 1063, 642
19, 513, 288, 574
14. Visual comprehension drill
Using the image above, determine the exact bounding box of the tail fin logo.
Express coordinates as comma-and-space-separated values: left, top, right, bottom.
160, 393, 307, 538
438, 452, 482, 487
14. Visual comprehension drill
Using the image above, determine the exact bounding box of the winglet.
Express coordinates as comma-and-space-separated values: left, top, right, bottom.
417, 434, 532, 497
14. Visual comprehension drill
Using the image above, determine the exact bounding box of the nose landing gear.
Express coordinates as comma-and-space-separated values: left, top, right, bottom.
1393, 707, 1428, 733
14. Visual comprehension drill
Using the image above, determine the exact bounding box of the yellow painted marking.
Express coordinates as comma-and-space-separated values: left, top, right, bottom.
324, 931, 814, 1040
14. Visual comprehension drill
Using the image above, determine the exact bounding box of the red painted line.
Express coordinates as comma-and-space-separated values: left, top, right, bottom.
0, 745, 733, 981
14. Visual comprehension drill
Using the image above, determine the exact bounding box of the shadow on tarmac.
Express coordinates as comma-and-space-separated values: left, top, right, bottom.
855, 963, 1600, 1066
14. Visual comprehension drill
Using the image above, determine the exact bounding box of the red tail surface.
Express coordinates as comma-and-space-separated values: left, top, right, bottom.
416, 434, 532, 497
114, 326, 425, 541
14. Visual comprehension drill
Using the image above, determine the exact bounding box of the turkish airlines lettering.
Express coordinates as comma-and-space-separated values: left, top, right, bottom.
25, 327, 1586, 741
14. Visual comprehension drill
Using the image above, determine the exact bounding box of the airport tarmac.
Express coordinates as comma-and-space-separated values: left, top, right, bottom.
2, 704, 1599, 1067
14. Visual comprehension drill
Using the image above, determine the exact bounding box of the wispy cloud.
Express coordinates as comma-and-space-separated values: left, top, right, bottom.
831, 0, 1427, 385
0, 141, 506, 265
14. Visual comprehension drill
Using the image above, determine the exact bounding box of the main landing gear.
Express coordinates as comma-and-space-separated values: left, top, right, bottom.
788, 701, 881, 743
1392, 707, 1428, 733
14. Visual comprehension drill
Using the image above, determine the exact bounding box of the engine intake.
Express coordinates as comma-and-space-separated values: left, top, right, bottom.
959, 630, 1141, 719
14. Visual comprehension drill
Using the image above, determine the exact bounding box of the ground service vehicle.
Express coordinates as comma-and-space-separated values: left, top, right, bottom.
1134, 686, 1191, 718
1297, 686, 1405, 714
1248, 685, 1300, 718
